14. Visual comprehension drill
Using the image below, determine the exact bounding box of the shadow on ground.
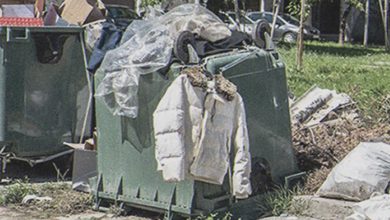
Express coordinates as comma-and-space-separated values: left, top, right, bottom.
278, 41, 386, 57
1, 154, 73, 183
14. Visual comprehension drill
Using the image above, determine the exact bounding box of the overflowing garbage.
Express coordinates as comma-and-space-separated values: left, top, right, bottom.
94, 4, 251, 118
3, 1, 390, 220
89, 2, 298, 216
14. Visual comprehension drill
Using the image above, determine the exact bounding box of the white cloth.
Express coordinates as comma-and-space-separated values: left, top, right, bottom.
153, 74, 252, 199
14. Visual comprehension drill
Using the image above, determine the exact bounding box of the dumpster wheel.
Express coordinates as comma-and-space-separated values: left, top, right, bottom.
173, 31, 196, 64
252, 19, 271, 49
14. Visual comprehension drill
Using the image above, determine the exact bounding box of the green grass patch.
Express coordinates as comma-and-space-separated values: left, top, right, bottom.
0, 178, 36, 205
254, 185, 303, 217
278, 41, 390, 122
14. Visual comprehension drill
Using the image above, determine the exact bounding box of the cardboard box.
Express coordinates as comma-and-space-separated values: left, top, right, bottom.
60, 0, 104, 25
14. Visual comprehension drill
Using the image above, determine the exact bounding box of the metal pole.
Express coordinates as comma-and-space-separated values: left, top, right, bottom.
364, 0, 370, 46
0, 45, 5, 141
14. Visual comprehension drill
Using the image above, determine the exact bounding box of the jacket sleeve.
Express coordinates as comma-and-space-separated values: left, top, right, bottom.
153, 75, 186, 182
232, 94, 252, 199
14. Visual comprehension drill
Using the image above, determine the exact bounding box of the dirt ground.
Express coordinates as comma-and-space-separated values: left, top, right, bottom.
292, 119, 390, 193
0, 206, 154, 220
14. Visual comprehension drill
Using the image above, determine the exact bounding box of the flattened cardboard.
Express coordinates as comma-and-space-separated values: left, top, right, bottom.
61, 0, 103, 25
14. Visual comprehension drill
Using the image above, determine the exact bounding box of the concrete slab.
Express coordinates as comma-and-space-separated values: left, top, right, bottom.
290, 195, 355, 220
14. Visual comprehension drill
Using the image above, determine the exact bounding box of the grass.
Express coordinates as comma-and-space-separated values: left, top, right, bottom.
254, 185, 303, 217
0, 178, 36, 205
0, 180, 93, 218
277, 41, 390, 123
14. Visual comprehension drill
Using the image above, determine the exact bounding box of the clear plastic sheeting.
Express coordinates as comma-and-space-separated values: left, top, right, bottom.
95, 4, 231, 118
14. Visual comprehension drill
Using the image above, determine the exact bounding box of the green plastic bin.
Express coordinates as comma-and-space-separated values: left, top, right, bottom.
0, 26, 90, 158
93, 48, 299, 218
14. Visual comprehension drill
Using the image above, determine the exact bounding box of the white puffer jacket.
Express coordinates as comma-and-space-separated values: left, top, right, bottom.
153, 74, 252, 199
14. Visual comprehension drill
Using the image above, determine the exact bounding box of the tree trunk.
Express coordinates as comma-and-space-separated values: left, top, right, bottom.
234, 0, 240, 30
260, 0, 265, 12
364, 0, 370, 47
385, 0, 389, 50
338, 1, 352, 46
296, 0, 305, 70
378, 0, 389, 50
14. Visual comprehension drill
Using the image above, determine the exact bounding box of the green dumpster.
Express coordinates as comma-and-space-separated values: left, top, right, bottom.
0, 27, 91, 160
93, 48, 299, 218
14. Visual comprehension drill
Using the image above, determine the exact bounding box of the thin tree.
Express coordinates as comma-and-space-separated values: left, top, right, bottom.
338, 0, 351, 45
271, 0, 281, 39
386, 0, 389, 50
363, 0, 370, 47
296, 0, 306, 70
233, 0, 241, 29
260, 0, 265, 12
339, 0, 363, 46
378, 0, 389, 50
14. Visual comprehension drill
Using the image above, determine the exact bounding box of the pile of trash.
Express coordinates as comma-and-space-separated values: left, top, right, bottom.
94, 4, 256, 118
290, 86, 390, 192
290, 86, 390, 219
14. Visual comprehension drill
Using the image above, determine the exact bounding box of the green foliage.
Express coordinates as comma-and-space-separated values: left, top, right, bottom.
1, 178, 36, 205
196, 212, 232, 220
286, 0, 363, 19
278, 41, 390, 122
267, 186, 302, 216
141, 0, 162, 7
347, 0, 364, 11
286, 0, 314, 19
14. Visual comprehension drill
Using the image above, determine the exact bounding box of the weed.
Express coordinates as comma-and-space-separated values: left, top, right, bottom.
196, 212, 232, 220
1, 178, 36, 205
288, 196, 310, 216
255, 185, 303, 216
108, 203, 123, 217
52, 162, 69, 182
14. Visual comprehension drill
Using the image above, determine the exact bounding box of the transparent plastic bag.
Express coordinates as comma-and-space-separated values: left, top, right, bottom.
95, 4, 231, 118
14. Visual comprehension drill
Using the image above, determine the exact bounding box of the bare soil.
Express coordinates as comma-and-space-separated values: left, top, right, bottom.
292, 119, 390, 193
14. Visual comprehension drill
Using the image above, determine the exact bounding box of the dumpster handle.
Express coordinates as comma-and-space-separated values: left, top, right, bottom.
6, 27, 30, 43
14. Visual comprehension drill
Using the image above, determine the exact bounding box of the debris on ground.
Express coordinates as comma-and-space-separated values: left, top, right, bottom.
22, 195, 52, 204
290, 85, 357, 127
290, 86, 390, 193
1, 182, 93, 219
